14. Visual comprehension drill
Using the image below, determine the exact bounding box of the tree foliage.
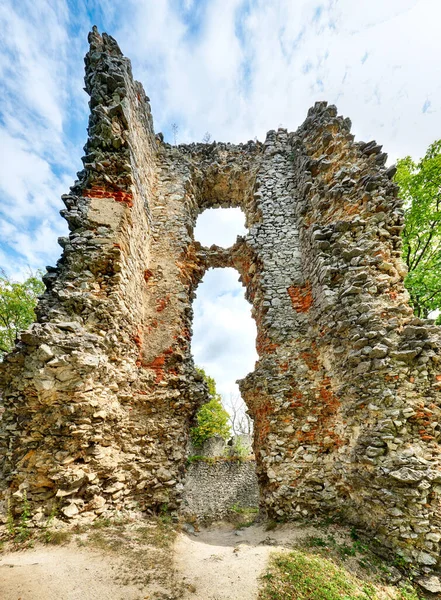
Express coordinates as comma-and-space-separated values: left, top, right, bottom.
395, 140, 441, 319
0, 271, 44, 359
191, 367, 231, 446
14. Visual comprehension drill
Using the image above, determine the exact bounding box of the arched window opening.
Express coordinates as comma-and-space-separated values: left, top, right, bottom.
194, 207, 246, 248
191, 267, 257, 436
184, 232, 261, 522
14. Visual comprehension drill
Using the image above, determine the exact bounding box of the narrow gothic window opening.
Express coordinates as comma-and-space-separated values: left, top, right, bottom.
191, 268, 257, 425
185, 267, 260, 518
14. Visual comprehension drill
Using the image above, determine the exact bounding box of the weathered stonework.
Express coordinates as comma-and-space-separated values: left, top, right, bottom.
183, 434, 258, 521
1, 28, 441, 579
183, 460, 259, 522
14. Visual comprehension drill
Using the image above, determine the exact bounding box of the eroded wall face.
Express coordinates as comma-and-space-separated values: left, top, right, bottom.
1, 28, 441, 577
241, 109, 441, 574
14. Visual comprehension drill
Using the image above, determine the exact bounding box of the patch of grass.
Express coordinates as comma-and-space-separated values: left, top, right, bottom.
393, 555, 410, 570
236, 520, 257, 529
308, 536, 329, 548
397, 584, 419, 600
229, 503, 259, 529
17, 492, 31, 540
91, 517, 113, 529
88, 531, 125, 552
6, 499, 16, 538
82, 517, 177, 554
6, 492, 32, 543
304, 533, 370, 563
305, 528, 415, 587
186, 455, 217, 465
230, 503, 259, 515
134, 518, 176, 549
42, 529, 72, 545
268, 528, 422, 600
259, 550, 376, 600
84, 521, 177, 590
158, 503, 173, 525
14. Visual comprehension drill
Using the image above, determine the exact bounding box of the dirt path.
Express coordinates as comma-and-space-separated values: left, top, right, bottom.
0, 522, 316, 600
174, 523, 314, 600
0, 545, 145, 600
0, 519, 416, 599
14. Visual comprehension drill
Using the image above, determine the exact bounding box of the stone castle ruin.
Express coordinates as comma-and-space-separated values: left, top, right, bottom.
1, 28, 441, 578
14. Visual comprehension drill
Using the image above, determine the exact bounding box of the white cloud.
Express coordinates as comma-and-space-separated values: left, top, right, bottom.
192, 267, 258, 401
0, 131, 69, 221
117, 0, 247, 142
0, 2, 67, 132
113, 0, 440, 159
0, 0, 86, 276
195, 208, 247, 248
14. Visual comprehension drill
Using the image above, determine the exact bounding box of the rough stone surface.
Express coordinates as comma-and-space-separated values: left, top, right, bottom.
182, 460, 259, 521
1, 27, 441, 576
192, 436, 227, 458
418, 575, 441, 593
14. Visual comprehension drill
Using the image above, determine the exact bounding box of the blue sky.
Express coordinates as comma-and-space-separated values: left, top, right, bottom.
0, 0, 440, 401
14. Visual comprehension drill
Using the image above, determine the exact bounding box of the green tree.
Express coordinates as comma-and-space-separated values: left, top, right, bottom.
191, 367, 231, 446
395, 140, 441, 319
0, 271, 44, 359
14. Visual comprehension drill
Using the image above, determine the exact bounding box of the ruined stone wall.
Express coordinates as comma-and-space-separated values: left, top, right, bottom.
182, 460, 259, 521
239, 106, 441, 575
1, 27, 441, 581
0, 28, 208, 518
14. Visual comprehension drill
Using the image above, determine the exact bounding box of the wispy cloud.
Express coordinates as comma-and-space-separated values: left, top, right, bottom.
0, 0, 88, 273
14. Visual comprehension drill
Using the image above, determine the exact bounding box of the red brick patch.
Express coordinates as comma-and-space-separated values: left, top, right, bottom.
143, 347, 174, 383
144, 269, 153, 284
83, 185, 133, 208
288, 283, 313, 313
156, 296, 170, 313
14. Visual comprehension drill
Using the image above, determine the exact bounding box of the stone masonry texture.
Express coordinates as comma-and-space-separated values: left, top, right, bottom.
1, 28, 441, 580
182, 460, 259, 522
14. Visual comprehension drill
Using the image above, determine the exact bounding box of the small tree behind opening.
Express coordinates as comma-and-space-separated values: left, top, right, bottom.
190, 367, 231, 446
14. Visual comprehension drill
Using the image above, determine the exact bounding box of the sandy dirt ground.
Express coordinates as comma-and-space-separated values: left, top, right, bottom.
0, 522, 315, 600
175, 522, 315, 600
0, 545, 147, 600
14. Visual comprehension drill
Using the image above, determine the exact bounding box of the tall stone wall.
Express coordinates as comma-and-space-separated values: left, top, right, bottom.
1, 27, 440, 580
0, 28, 208, 517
